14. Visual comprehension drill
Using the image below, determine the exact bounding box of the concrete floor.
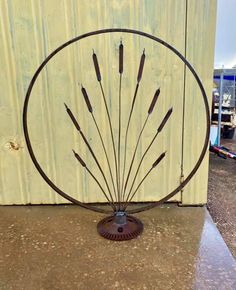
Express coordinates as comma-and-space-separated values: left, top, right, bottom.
0, 205, 236, 290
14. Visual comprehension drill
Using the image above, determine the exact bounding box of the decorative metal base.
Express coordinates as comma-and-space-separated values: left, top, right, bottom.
97, 212, 143, 241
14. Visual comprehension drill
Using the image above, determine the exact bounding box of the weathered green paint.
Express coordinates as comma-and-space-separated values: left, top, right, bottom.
0, 0, 216, 205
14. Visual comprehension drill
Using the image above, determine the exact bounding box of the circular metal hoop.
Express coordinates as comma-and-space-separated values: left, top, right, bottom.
23, 28, 210, 214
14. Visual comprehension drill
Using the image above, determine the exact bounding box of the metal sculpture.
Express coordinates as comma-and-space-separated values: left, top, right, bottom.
23, 29, 210, 241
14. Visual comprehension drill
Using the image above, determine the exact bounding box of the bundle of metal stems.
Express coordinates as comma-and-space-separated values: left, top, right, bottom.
65, 41, 173, 212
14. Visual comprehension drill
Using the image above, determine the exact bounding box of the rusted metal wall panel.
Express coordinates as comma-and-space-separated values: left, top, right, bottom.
0, 0, 216, 205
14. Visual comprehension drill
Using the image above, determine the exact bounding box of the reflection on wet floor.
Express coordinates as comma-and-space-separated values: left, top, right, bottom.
0, 205, 235, 289
194, 212, 236, 289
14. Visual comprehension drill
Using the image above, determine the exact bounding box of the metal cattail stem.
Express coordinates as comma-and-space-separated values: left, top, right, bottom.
123, 108, 173, 207
123, 152, 166, 210
121, 88, 161, 203
80, 85, 118, 201
120, 49, 146, 198
117, 40, 124, 208
66, 43, 172, 212
65, 103, 116, 208
73, 149, 116, 211
92, 51, 119, 205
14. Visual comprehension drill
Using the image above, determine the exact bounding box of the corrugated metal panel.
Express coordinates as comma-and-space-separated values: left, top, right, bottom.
181, 0, 217, 204
0, 0, 216, 205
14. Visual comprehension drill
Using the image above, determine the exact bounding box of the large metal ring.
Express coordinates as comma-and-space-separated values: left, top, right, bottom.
23, 28, 210, 214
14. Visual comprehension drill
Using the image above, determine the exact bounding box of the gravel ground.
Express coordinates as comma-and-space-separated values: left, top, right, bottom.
207, 133, 236, 259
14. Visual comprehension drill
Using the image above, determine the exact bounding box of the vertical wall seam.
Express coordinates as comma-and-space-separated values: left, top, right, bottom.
39, 0, 58, 203
180, 0, 188, 202
30, 0, 52, 203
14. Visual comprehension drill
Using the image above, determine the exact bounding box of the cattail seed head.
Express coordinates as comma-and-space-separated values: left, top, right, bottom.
73, 149, 86, 167
137, 49, 145, 83
157, 108, 173, 133
119, 41, 124, 74
152, 151, 166, 168
81, 86, 93, 113
64, 103, 69, 110
92, 51, 101, 81
148, 88, 160, 114
64, 103, 81, 131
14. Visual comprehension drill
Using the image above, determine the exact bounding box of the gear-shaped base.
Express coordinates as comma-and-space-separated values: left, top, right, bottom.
97, 212, 143, 241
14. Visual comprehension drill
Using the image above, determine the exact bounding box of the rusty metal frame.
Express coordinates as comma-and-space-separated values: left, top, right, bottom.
23, 28, 210, 214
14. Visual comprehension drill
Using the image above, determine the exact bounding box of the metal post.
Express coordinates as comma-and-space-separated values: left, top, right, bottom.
217, 69, 224, 146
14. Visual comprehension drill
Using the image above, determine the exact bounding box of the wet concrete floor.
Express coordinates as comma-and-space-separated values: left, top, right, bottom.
208, 134, 236, 258
0, 205, 236, 290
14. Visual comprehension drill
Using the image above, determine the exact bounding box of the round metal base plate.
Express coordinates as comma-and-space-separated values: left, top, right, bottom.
97, 215, 143, 241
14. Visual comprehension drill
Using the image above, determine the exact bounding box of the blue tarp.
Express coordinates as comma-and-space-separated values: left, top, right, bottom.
214, 75, 236, 81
